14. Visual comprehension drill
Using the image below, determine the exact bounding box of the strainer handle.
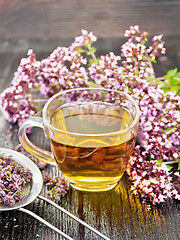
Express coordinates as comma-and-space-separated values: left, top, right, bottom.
18, 207, 73, 240
18, 117, 57, 166
38, 195, 111, 240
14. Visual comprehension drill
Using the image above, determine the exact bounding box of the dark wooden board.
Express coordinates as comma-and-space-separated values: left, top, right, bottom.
0, 0, 180, 39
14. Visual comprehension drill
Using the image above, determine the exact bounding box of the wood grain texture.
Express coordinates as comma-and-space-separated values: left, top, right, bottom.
0, 0, 180, 39
0, 38, 180, 239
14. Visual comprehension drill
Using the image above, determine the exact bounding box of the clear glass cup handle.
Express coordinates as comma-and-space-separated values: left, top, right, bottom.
18, 117, 57, 166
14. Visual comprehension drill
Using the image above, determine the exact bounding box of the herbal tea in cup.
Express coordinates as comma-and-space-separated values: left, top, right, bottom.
19, 88, 140, 192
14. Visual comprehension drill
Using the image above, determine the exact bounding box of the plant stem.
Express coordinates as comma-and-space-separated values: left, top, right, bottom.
87, 44, 97, 63
164, 160, 180, 165
33, 99, 47, 103
145, 49, 155, 76
31, 88, 41, 92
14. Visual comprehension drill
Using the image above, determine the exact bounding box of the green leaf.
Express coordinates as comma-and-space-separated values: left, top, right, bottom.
91, 46, 97, 54
149, 57, 157, 63
128, 87, 133, 92
75, 47, 85, 54
162, 127, 173, 133
164, 86, 179, 92
87, 81, 101, 88
157, 159, 163, 164
146, 76, 153, 82
158, 68, 180, 93
166, 164, 173, 170
88, 58, 96, 66
88, 57, 99, 66
176, 71, 180, 77
169, 78, 180, 86
164, 68, 177, 77
178, 161, 180, 170
101, 91, 106, 100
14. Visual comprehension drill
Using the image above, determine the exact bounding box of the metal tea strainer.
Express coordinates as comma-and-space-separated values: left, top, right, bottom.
0, 148, 110, 240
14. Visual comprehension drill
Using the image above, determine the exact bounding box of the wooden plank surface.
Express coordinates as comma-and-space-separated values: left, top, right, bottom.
0, 0, 180, 39
0, 38, 180, 240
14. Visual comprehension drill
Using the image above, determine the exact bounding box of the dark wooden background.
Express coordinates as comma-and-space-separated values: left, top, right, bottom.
0, 0, 180, 240
0, 0, 180, 39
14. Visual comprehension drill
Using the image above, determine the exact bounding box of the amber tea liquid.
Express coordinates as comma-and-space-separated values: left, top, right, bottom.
49, 102, 136, 191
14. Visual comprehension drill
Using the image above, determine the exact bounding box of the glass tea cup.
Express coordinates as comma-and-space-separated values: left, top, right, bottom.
19, 88, 140, 192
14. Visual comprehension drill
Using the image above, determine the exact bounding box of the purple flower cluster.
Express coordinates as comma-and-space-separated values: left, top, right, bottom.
0, 26, 179, 205
86, 26, 180, 204
89, 52, 122, 89
16, 145, 68, 201
0, 50, 37, 126
35, 46, 89, 98
127, 146, 180, 204
70, 29, 97, 53
136, 87, 180, 163
42, 171, 69, 201
0, 154, 32, 206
